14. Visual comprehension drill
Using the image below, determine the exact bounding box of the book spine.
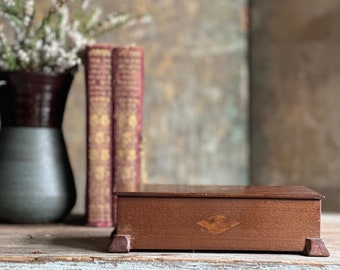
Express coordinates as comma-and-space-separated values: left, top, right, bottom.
85, 44, 114, 227
112, 47, 144, 193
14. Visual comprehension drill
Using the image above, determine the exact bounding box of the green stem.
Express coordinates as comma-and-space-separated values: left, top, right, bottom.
35, 0, 69, 37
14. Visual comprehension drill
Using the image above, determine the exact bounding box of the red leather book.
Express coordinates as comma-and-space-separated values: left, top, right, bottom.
112, 46, 144, 195
85, 45, 144, 227
85, 44, 114, 227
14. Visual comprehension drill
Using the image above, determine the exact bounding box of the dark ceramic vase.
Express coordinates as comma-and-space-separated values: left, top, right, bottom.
0, 71, 76, 223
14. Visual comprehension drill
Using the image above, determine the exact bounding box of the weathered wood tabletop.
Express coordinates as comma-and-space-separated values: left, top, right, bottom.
0, 213, 339, 269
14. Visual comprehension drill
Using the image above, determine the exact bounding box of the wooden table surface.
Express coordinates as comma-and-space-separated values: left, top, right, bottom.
0, 213, 339, 269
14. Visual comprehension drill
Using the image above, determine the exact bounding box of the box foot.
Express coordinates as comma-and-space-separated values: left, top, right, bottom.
108, 234, 131, 253
304, 238, 330, 257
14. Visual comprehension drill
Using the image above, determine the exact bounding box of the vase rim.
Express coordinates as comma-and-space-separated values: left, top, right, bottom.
0, 66, 78, 77
0, 68, 75, 128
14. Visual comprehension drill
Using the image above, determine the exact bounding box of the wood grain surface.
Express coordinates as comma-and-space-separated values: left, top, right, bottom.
0, 214, 339, 269
115, 196, 321, 252
116, 185, 324, 199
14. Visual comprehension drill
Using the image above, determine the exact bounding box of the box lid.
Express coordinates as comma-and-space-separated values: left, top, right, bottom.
114, 185, 324, 200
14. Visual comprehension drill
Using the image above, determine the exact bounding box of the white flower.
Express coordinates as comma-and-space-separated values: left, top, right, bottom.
86, 7, 102, 29
25, 1, 35, 15
23, 16, 30, 27
43, 66, 53, 73
35, 40, 43, 50
16, 31, 25, 42
18, 50, 29, 63
3, 0, 15, 7
81, 0, 90, 11
0, 0, 151, 74
0, 60, 8, 70
58, 5, 69, 45
25, 0, 34, 17
66, 29, 88, 50
23, 0, 35, 27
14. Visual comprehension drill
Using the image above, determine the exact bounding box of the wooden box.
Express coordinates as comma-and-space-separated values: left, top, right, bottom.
109, 185, 329, 256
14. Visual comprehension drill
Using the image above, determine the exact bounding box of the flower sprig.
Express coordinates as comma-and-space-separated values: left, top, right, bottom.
0, 0, 151, 74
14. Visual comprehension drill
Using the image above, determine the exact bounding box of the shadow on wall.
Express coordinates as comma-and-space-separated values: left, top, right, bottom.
250, 0, 340, 212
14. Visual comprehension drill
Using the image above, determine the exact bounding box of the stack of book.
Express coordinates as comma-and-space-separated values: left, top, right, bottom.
84, 44, 144, 227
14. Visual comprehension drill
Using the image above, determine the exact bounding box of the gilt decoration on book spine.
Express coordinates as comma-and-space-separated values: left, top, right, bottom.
112, 47, 144, 192
85, 44, 114, 227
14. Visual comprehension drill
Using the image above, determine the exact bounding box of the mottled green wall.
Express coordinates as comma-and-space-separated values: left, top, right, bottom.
59, 0, 249, 213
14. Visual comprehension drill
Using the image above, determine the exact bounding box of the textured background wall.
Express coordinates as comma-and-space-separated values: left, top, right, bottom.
250, 0, 340, 211
55, 0, 249, 213
6, 0, 340, 215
